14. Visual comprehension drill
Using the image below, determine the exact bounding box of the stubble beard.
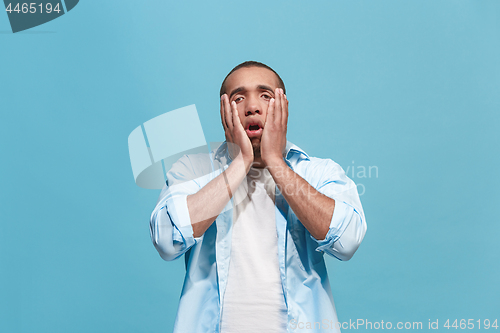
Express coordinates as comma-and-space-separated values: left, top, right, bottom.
251, 138, 261, 158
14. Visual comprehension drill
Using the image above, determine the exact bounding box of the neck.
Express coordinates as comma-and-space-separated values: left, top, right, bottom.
251, 156, 266, 169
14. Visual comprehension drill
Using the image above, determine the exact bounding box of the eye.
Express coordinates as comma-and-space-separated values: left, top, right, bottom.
262, 93, 272, 100
234, 96, 243, 103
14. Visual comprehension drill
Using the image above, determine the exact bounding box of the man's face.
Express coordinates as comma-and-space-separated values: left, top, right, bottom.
223, 66, 280, 157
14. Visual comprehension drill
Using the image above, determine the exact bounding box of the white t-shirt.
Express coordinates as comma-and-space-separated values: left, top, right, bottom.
220, 167, 288, 332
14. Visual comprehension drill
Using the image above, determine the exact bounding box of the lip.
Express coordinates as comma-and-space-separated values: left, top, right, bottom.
245, 119, 264, 137
246, 127, 263, 137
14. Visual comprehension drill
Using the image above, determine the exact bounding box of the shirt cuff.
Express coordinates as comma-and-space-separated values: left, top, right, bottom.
167, 194, 195, 247
312, 200, 354, 252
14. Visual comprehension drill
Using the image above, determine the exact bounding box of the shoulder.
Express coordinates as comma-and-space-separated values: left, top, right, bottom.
166, 152, 213, 186
286, 142, 352, 191
166, 142, 227, 185
298, 157, 348, 188
304, 156, 343, 171
287, 142, 345, 178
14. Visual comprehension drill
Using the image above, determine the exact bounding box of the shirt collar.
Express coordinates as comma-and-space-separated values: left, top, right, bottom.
213, 141, 230, 163
284, 141, 310, 161
213, 141, 310, 165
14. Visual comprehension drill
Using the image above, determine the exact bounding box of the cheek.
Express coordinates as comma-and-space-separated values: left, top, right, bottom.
262, 102, 270, 121
238, 109, 246, 121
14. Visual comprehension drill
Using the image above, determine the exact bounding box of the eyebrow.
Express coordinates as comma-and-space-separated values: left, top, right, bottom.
229, 87, 245, 99
229, 85, 275, 99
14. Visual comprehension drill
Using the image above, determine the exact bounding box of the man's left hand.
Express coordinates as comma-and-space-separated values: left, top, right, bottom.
260, 88, 288, 167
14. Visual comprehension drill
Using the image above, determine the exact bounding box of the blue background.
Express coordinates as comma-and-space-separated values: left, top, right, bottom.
1, 1, 499, 332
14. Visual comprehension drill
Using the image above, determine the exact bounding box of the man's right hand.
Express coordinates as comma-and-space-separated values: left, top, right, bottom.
186, 95, 253, 237
220, 94, 254, 170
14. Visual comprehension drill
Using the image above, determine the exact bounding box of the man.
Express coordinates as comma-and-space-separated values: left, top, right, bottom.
150, 61, 367, 333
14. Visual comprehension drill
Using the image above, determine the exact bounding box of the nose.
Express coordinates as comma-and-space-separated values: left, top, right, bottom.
245, 95, 261, 116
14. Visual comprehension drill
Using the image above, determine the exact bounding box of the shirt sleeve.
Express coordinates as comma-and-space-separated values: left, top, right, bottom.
310, 159, 367, 261
149, 154, 217, 261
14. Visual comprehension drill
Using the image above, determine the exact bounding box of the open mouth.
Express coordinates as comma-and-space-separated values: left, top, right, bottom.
245, 121, 263, 137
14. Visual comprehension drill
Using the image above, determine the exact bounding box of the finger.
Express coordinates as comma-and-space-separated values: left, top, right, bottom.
231, 101, 242, 129
220, 94, 228, 132
231, 101, 245, 154
224, 94, 233, 131
274, 88, 282, 125
282, 90, 288, 127
267, 96, 275, 125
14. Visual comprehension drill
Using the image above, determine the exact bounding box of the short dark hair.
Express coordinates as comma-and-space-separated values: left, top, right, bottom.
219, 61, 286, 97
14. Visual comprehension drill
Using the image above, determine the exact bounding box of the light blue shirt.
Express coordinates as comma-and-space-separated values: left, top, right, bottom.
150, 141, 367, 333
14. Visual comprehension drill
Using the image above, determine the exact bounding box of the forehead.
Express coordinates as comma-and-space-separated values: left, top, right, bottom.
224, 66, 279, 93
